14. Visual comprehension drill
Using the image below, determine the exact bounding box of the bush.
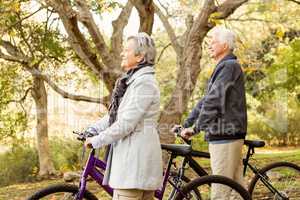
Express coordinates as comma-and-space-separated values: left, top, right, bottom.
0, 144, 38, 187
0, 138, 84, 187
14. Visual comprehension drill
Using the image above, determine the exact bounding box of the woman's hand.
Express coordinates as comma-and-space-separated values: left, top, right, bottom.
85, 137, 94, 149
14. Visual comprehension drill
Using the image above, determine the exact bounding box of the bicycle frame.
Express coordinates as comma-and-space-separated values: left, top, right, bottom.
75, 148, 188, 200
76, 149, 112, 199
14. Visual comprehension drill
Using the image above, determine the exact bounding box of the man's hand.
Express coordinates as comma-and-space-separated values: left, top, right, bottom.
180, 128, 194, 140
84, 137, 94, 149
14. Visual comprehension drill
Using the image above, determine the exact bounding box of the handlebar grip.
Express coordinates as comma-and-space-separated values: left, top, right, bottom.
77, 135, 86, 141
173, 126, 192, 145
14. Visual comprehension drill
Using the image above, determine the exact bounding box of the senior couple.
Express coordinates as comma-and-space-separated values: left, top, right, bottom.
84, 27, 247, 200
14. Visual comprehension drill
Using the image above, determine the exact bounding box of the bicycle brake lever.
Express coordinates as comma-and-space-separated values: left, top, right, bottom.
73, 131, 81, 135
73, 131, 86, 141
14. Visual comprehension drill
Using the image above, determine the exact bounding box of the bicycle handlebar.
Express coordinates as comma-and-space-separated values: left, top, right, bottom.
73, 124, 192, 145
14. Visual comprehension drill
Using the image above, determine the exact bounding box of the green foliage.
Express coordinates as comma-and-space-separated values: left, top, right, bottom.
90, 0, 121, 14
49, 137, 82, 172
267, 38, 300, 92
0, 143, 38, 187
247, 38, 300, 145
0, 64, 28, 141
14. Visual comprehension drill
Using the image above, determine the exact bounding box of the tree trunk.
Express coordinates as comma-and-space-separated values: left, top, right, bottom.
31, 76, 56, 177
130, 0, 155, 35
158, 2, 215, 144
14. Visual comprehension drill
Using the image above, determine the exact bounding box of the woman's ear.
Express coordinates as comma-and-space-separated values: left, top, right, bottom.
223, 43, 229, 51
136, 54, 145, 63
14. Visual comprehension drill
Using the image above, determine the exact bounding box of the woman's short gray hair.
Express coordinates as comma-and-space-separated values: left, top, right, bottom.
212, 27, 236, 51
127, 32, 156, 64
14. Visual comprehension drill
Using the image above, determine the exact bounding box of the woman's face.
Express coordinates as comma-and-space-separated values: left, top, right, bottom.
121, 39, 143, 71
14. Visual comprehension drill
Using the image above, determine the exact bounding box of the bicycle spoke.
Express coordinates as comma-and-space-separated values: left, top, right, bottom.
175, 175, 250, 200
35, 192, 76, 200
251, 165, 300, 200
181, 183, 245, 200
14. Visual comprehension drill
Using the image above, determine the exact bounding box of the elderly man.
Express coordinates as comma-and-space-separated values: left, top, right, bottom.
176, 27, 247, 199
85, 32, 163, 200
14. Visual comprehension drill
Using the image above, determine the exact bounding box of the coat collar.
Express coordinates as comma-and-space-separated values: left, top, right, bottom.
216, 52, 237, 66
126, 66, 155, 85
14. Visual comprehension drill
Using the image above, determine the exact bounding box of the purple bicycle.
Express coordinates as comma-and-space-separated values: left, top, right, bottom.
27, 131, 251, 200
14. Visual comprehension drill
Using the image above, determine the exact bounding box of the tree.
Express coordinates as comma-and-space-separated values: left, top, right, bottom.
0, 1, 106, 176
42, 0, 248, 145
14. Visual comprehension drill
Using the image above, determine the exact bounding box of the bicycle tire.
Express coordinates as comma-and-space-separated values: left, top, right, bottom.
27, 183, 98, 200
174, 175, 251, 200
248, 161, 300, 200
167, 172, 201, 200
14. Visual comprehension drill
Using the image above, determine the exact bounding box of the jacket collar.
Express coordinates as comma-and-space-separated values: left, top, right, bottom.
126, 66, 155, 85
216, 52, 237, 66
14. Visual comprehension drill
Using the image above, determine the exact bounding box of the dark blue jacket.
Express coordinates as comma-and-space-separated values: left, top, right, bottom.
183, 53, 247, 141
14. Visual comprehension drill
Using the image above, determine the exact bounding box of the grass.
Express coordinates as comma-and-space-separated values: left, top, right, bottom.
0, 148, 299, 200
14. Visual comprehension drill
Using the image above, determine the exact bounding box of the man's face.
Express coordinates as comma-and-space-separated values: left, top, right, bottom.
209, 35, 228, 60
120, 39, 143, 71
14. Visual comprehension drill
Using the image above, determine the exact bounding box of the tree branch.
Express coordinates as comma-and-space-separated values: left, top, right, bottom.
288, 0, 300, 5
1, 25, 112, 110
130, 0, 154, 34
215, 0, 249, 20
156, 42, 171, 64
6, 87, 33, 105
111, 1, 133, 60
44, 0, 118, 91
226, 18, 272, 23
75, 0, 119, 72
157, 0, 170, 16
153, 3, 182, 56
1, 7, 44, 36
0, 39, 28, 63
15, 13, 35, 58
0, 39, 110, 106
25, 66, 110, 105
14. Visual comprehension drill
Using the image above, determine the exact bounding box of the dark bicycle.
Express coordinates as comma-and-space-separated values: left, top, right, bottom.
169, 127, 300, 200
27, 131, 251, 200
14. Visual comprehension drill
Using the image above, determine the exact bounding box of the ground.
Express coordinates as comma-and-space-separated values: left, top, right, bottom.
0, 148, 299, 200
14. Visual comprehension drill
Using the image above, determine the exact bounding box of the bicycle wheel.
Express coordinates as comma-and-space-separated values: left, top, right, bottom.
167, 172, 201, 200
248, 161, 300, 200
174, 175, 251, 200
27, 184, 98, 200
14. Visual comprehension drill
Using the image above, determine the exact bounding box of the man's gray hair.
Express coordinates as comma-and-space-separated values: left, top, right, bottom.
127, 32, 156, 64
212, 27, 236, 51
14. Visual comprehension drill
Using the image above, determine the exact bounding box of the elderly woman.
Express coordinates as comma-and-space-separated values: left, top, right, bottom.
85, 32, 163, 200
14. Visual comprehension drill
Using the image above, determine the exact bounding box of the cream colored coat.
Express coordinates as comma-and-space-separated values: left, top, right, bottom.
90, 66, 163, 190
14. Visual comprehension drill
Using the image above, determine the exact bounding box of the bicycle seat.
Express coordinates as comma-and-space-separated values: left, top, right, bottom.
161, 144, 192, 155
244, 140, 265, 148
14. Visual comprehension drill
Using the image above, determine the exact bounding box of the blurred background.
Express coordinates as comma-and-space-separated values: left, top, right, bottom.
0, 0, 299, 198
